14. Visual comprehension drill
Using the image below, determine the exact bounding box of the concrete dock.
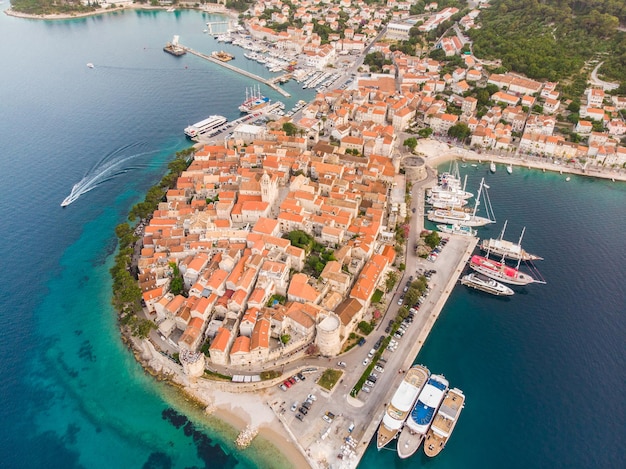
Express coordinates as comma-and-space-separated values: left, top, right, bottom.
178, 44, 291, 98
263, 168, 479, 468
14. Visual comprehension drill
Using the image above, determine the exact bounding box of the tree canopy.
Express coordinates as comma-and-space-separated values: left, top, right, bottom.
469, 0, 625, 86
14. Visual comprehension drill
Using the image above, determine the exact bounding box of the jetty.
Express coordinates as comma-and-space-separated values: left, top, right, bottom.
175, 43, 291, 98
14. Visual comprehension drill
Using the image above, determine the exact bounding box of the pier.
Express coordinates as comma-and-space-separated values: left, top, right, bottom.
178, 44, 291, 98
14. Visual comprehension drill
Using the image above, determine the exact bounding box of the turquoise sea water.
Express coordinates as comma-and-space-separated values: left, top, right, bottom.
0, 6, 624, 469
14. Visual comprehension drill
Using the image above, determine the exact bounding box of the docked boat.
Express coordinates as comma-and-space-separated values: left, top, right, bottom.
376, 365, 429, 450
506, 164, 513, 174
184, 115, 227, 138
397, 374, 449, 459
427, 178, 495, 227
239, 85, 271, 113
469, 255, 541, 286
480, 221, 543, 261
427, 191, 469, 209
211, 50, 234, 62
436, 224, 477, 237
424, 388, 465, 457
461, 272, 514, 296
490, 161, 496, 173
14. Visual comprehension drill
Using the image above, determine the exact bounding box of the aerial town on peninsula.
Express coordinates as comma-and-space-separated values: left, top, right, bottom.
90, 0, 625, 467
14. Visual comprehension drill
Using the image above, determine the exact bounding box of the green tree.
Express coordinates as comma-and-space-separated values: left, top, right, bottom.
418, 127, 433, 138
424, 231, 441, 249
282, 122, 298, 136
403, 137, 418, 152
447, 122, 471, 141
385, 271, 399, 292
280, 334, 291, 344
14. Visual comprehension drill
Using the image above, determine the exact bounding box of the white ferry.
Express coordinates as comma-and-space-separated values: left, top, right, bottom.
184, 115, 227, 138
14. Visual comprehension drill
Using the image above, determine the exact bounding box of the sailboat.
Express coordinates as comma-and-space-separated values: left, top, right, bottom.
470, 224, 545, 286
427, 178, 496, 227
480, 221, 543, 261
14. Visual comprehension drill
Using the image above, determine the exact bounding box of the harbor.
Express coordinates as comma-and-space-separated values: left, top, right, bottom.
173, 43, 291, 98
254, 168, 479, 468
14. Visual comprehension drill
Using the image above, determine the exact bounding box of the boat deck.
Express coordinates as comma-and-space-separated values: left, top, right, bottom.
404, 366, 429, 388
424, 389, 465, 457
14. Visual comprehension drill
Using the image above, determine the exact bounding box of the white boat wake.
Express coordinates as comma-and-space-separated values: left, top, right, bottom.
61, 142, 169, 207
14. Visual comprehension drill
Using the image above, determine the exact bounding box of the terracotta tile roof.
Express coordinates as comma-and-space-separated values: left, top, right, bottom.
210, 327, 231, 352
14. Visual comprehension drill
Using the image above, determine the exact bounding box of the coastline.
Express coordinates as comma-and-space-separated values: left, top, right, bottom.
417, 138, 626, 182
4, 3, 234, 21
127, 333, 309, 469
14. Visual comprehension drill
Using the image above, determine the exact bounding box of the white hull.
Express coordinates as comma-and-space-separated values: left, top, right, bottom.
428, 211, 494, 227
461, 273, 514, 296
480, 239, 543, 261
469, 255, 535, 286
436, 224, 477, 237
376, 365, 430, 450
398, 375, 449, 459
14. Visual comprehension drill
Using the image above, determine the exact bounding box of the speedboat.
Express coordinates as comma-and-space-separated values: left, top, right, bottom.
86, 63, 94, 68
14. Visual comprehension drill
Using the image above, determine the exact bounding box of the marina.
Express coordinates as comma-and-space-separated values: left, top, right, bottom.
2, 7, 625, 469
169, 42, 291, 97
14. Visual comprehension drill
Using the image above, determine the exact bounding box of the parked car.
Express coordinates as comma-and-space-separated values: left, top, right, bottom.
299, 407, 308, 415
296, 413, 304, 421
297, 372, 306, 381
307, 394, 317, 401
358, 337, 366, 346
290, 402, 298, 412
374, 365, 385, 373
283, 380, 292, 388
279, 384, 288, 391
361, 386, 371, 393
288, 377, 297, 385
337, 361, 347, 368
362, 358, 370, 366
302, 401, 311, 410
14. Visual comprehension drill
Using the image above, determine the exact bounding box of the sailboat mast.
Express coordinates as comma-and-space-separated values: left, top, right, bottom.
499, 220, 508, 241
514, 227, 527, 269
472, 178, 483, 219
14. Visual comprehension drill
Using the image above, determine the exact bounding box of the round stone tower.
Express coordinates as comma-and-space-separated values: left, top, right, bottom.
315, 312, 342, 356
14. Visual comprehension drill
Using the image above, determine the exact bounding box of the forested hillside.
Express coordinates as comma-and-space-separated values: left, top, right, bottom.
11, 0, 97, 15
470, 0, 626, 87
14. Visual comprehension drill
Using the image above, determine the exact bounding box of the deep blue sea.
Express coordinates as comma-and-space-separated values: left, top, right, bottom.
0, 6, 624, 469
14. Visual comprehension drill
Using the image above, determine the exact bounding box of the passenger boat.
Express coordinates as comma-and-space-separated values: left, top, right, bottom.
480, 221, 543, 261
468, 255, 541, 286
460, 272, 514, 296
376, 365, 429, 450
424, 388, 465, 457
427, 178, 495, 227
436, 224, 477, 237
397, 374, 449, 459
184, 115, 227, 138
